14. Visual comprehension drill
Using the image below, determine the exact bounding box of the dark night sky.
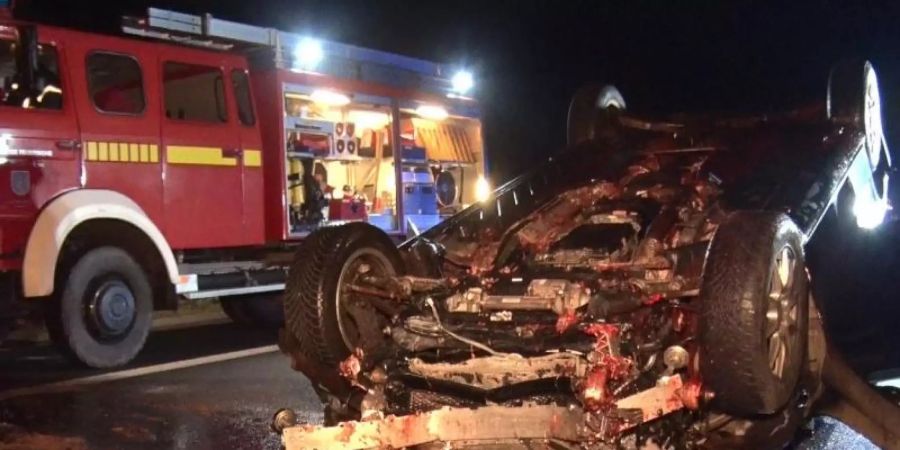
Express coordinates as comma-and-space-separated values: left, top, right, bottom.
17, 0, 900, 181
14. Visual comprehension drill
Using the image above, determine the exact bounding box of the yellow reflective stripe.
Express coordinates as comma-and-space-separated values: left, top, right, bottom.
84, 141, 161, 163
86, 142, 98, 161
166, 146, 236, 166
109, 143, 120, 162
243, 149, 262, 167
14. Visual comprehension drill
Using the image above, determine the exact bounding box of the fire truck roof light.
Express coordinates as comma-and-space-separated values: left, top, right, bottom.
415, 105, 449, 121
294, 38, 324, 71
310, 89, 351, 106
451, 70, 474, 94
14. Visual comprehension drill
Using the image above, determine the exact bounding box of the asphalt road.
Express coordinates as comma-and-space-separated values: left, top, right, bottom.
0, 322, 322, 450
0, 319, 884, 450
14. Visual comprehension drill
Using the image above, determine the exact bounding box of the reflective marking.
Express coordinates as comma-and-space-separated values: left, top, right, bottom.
139, 144, 149, 162
85, 141, 159, 163
244, 149, 262, 167
87, 141, 98, 160
0, 345, 279, 401
98, 142, 108, 161
167, 146, 235, 166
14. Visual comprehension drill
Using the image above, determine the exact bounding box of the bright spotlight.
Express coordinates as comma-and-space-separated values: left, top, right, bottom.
854, 196, 887, 229
451, 70, 474, 94
294, 38, 324, 71
415, 104, 449, 121
474, 175, 491, 203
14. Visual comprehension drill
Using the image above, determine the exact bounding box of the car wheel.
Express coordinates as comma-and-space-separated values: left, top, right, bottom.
700, 211, 809, 416
45, 247, 153, 368
284, 223, 404, 366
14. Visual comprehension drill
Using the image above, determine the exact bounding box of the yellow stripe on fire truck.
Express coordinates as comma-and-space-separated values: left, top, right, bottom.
85, 142, 159, 163
167, 146, 262, 167
85, 142, 261, 167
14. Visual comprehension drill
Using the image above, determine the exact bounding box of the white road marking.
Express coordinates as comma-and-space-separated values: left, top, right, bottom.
0, 345, 279, 401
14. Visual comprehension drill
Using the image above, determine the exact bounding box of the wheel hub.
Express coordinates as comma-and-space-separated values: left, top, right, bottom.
88, 280, 136, 337
336, 249, 394, 350
766, 246, 800, 378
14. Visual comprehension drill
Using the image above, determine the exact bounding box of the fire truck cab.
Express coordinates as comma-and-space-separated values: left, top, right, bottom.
0, 6, 487, 368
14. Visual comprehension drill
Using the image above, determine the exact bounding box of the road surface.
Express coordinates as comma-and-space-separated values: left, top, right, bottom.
0, 320, 881, 450
0, 322, 322, 449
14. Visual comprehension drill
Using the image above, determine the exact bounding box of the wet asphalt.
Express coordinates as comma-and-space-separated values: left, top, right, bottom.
0, 320, 885, 450
0, 323, 323, 450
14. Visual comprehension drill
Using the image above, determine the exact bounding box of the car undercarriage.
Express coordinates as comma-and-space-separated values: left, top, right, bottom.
275, 60, 892, 449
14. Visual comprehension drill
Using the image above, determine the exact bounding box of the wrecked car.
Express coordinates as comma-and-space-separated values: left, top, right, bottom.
277, 60, 891, 449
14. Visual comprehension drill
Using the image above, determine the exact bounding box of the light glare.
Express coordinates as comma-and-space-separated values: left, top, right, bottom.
310, 89, 351, 106
853, 196, 887, 229
415, 105, 449, 121
294, 38, 324, 70
474, 175, 491, 203
451, 70, 474, 94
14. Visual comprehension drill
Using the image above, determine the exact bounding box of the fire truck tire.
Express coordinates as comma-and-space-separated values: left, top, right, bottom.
220, 297, 254, 326
46, 247, 153, 369
284, 223, 404, 366
699, 211, 809, 416
244, 293, 284, 327
222, 293, 284, 328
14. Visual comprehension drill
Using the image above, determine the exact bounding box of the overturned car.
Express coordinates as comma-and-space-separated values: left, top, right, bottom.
277, 60, 891, 449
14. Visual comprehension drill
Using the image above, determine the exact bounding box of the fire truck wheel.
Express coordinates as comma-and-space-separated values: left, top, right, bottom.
46, 247, 153, 369
234, 292, 284, 329
220, 297, 255, 326
699, 211, 809, 416
284, 223, 404, 366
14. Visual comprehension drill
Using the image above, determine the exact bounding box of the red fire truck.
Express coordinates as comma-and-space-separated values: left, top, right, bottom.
0, 4, 488, 367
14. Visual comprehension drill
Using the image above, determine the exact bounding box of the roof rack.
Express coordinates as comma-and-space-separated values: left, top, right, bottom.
122, 7, 455, 95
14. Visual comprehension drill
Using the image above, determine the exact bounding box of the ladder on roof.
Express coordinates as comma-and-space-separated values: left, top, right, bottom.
121, 7, 453, 94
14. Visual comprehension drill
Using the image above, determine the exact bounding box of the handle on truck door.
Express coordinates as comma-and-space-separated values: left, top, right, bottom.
56, 139, 82, 150
222, 148, 243, 158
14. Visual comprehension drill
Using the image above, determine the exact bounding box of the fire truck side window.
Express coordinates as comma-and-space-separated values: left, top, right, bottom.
0, 40, 62, 110
86, 52, 145, 115
231, 69, 255, 126
163, 62, 227, 123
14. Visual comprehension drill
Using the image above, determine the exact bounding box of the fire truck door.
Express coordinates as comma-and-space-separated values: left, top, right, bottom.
0, 29, 80, 257
73, 44, 164, 228
159, 54, 246, 249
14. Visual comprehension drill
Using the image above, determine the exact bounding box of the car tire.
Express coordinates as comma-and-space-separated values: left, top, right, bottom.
284, 223, 404, 366
699, 211, 809, 416
46, 247, 153, 369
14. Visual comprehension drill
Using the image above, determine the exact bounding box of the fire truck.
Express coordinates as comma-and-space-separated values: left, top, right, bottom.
0, 4, 488, 368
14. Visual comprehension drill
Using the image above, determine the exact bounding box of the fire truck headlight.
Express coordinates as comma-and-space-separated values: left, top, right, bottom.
474, 175, 491, 203
451, 70, 474, 94
294, 38, 324, 71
